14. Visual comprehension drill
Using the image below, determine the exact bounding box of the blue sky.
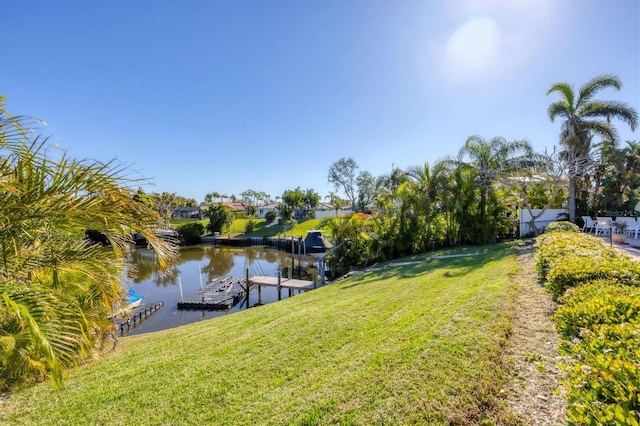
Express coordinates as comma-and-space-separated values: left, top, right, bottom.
1, 0, 638, 203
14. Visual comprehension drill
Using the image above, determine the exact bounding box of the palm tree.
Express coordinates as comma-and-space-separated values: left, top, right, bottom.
0, 97, 175, 389
406, 162, 444, 250
547, 74, 638, 222
325, 192, 346, 217
455, 136, 534, 243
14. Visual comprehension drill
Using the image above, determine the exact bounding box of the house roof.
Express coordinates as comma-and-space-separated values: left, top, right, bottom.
222, 202, 247, 211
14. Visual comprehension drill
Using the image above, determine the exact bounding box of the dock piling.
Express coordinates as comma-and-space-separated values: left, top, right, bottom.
277, 270, 282, 301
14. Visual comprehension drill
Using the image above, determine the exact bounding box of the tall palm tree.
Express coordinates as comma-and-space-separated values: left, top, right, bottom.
547, 74, 638, 222
406, 162, 444, 250
455, 136, 534, 243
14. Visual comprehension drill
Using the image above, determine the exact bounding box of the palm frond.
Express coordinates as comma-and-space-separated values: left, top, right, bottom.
581, 100, 638, 131
576, 74, 621, 110
546, 82, 574, 112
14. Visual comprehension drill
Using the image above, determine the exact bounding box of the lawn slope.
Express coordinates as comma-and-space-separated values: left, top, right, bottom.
2, 245, 521, 425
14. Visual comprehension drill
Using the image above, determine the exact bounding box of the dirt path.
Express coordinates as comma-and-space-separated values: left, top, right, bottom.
503, 249, 566, 425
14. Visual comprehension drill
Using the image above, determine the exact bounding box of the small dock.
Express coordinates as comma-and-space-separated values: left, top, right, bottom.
250, 275, 315, 302
114, 301, 164, 336
250, 275, 315, 290
177, 276, 247, 310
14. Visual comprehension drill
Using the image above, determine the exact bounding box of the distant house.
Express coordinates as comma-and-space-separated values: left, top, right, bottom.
222, 202, 247, 215
315, 202, 354, 219
257, 203, 279, 219
172, 206, 202, 220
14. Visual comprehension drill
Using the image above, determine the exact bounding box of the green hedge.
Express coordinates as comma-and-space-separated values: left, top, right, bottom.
546, 255, 640, 300
554, 282, 640, 339
545, 221, 581, 233
561, 322, 640, 425
536, 223, 640, 425
535, 231, 617, 281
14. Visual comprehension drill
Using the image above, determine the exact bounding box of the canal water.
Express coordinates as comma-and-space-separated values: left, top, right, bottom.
123, 245, 322, 336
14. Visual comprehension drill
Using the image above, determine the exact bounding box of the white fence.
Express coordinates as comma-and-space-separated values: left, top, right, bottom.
519, 208, 569, 236
314, 209, 354, 219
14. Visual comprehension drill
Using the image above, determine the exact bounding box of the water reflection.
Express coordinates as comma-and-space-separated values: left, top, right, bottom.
123, 245, 321, 336
201, 247, 235, 281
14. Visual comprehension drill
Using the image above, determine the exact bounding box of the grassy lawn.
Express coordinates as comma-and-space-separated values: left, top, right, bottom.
2, 243, 522, 425
171, 216, 328, 239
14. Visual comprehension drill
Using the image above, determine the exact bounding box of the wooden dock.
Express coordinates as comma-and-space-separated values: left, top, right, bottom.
114, 301, 164, 336
177, 276, 247, 310
250, 275, 315, 290
250, 275, 316, 302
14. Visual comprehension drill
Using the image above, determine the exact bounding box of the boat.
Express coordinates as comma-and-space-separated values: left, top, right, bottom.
126, 288, 143, 309
303, 230, 333, 253
109, 288, 143, 319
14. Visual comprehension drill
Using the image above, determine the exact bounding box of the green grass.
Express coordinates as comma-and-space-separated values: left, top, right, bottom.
169, 218, 208, 229
2, 243, 522, 425
273, 218, 324, 237
219, 218, 326, 238
170, 218, 326, 239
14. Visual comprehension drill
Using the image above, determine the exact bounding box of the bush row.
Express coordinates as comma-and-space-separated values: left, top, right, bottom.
535, 225, 640, 425
535, 231, 640, 299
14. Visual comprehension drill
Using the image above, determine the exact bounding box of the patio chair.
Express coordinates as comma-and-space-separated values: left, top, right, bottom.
627, 221, 640, 240
594, 217, 613, 236
581, 216, 597, 233
616, 217, 637, 234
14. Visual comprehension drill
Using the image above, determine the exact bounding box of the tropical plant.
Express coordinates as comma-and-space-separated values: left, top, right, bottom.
406, 162, 446, 250
453, 136, 534, 243
0, 96, 175, 389
595, 140, 640, 212
277, 203, 294, 225
322, 214, 373, 274
547, 74, 638, 222
281, 187, 319, 219
264, 210, 277, 224
205, 203, 234, 234
325, 192, 347, 217
176, 222, 204, 245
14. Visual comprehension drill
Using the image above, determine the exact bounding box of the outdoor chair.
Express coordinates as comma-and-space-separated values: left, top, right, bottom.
627, 221, 640, 240
615, 217, 637, 234
594, 217, 613, 236
581, 216, 596, 233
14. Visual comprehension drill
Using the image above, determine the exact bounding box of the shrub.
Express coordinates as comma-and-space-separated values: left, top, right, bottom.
562, 323, 640, 426
206, 204, 235, 234
545, 221, 580, 233
245, 218, 255, 234
537, 230, 640, 424
554, 282, 640, 339
264, 211, 277, 224
545, 256, 640, 300
176, 222, 204, 245
535, 231, 617, 281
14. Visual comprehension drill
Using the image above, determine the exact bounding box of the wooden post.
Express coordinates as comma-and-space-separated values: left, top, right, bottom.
245, 268, 250, 309
277, 269, 282, 301
258, 284, 262, 304
297, 237, 302, 279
